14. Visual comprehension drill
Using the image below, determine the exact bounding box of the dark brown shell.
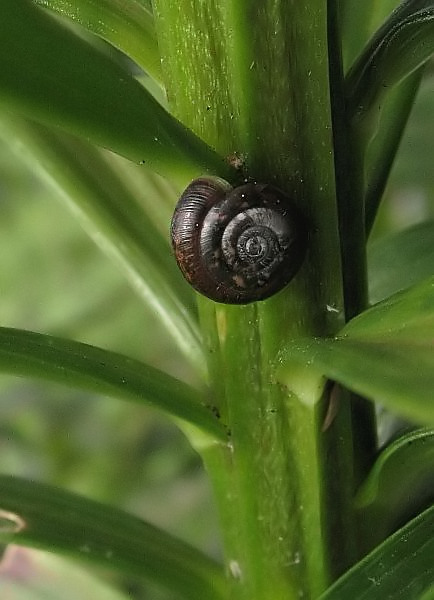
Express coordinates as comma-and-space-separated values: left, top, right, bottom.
171, 177, 307, 304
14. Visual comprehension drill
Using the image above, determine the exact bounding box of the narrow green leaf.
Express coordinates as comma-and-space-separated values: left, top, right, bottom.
319, 504, 434, 599
0, 546, 129, 600
0, 327, 227, 440
368, 220, 434, 303
0, 0, 235, 185
0, 114, 205, 375
279, 277, 434, 425
355, 429, 434, 553
343, 275, 434, 339
341, 0, 399, 69
364, 70, 424, 233
34, 0, 162, 81
346, 0, 434, 121
0, 476, 227, 600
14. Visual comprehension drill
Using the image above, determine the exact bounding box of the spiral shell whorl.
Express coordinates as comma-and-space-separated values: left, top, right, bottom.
171, 178, 307, 304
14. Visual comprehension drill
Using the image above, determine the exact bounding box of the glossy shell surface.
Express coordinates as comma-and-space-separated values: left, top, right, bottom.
171, 177, 307, 304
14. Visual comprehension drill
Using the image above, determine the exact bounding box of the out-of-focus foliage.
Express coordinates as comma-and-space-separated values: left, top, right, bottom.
0, 546, 129, 600
0, 476, 227, 600
0, 139, 221, 599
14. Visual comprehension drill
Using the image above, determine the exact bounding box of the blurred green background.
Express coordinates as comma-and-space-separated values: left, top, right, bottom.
0, 67, 433, 598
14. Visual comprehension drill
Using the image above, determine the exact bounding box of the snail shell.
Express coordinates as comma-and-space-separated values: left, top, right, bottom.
171, 177, 307, 304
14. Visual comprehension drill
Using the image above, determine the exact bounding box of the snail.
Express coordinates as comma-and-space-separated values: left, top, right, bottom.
170, 177, 307, 304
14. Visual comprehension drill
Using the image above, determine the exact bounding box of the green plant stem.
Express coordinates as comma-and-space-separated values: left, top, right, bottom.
153, 1, 367, 598
328, 0, 368, 321
327, 0, 377, 485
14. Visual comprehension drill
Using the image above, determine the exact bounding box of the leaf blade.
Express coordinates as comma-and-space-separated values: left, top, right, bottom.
368, 220, 434, 303
364, 70, 424, 233
319, 504, 434, 599
0, 476, 227, 600
354, 429, 434, 553
0, 546, 130, 600
0, 114, 205, 375
34, 0, 162, 80
341, 0, 399, 69
279, 277, 434, 425
0, 0, 235, 185
0, 327, 227, 440
346, 0, 434, 120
